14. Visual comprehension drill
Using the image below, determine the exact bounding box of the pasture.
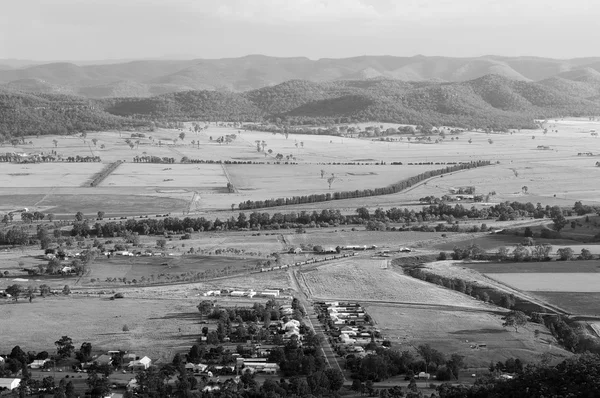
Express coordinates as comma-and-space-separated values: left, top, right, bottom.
86, 255, 262, 284
3, 117, 600, 216
101, 163, 229, 189
533, 292, 600, 316
298, 257, 491, 308
0, 163, 103, 188
485, 273, 600, 292
0, 296, 205, 363
227, 163, 441, 197
464, 260, 600, 274
364, 305, 571, 367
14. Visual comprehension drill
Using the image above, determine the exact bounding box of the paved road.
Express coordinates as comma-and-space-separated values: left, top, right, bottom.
288, 268, 346, 379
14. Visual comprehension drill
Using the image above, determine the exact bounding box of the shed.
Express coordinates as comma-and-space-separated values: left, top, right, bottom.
0, 378, 20, 390
29, 359, 50, 369
128, 356, 151, 370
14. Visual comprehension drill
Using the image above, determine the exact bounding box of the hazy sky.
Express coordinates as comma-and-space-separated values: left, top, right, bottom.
1, 0, 598, 61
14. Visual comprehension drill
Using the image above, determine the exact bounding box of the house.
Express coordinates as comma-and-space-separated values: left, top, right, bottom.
128, 356, 151, 370
261, 290, 279, 298
185, 363, 208, 373
29, 359, 50, 369
283, 319, 300, 331
95, 354, 113, 366
0, 378, 20, 390
230, 291, 245, 297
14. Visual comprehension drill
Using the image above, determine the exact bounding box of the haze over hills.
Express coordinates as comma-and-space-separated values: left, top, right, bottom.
3, 55, 600, 98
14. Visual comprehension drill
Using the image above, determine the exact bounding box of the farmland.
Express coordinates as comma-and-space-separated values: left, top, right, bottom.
297, 257, 491, 308
364, 305, 571, 367
3, 117, 600, 375
0, 296, 207, 363
486, 273, 600, 292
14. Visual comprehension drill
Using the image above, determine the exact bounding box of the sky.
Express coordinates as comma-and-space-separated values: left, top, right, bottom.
1, 0, 598, 61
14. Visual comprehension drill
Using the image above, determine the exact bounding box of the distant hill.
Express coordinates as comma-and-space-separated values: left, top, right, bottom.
0, 90, 146, 140
3, 55, 600, 98
101, 75, 600, 130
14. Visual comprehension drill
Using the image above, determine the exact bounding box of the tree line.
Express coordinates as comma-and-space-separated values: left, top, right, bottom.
238, 161, 491, 210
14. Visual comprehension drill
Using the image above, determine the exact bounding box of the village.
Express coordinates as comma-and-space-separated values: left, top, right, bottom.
0, 287, 384, 397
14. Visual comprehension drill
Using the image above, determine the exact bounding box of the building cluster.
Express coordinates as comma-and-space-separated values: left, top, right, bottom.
315, 301, 383, 358
259, 252, 358, 272
202, 288, 281, 299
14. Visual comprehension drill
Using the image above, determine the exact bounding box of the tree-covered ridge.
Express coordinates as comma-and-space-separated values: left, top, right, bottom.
103, 74, 600, 129
3, 73, 600, 138
101, 90, 264, 121
0, 89, 145, 140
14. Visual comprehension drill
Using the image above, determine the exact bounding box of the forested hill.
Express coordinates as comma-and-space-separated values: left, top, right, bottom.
2, 73, 600, 139
0, 89, 146, 140
101, 75, 600, 130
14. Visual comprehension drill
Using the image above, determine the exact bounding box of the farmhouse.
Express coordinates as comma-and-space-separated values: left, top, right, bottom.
260, 289, 279, 298
185, 363, 208, 373
29, 359, 50, 369
94, 354, 113, 366
128, 356, 152, 370
0, 378, 20, 390
237, 358, 280, 374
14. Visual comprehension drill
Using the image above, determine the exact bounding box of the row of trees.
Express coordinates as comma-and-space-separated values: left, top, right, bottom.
238, 161, 491, 210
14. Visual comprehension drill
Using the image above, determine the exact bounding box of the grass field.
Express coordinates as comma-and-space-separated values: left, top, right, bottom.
2, 117, 600, 215
533, 292, 600, 316
365, 305, 571, 367
101, 163, 229, 190
0, 296, 206, 363
298, 257, 490, 308
227, 164, 440, 197
486, 273, 600, 292
464, 260, 600, 274
87, 255, 262, 283
432, 234, 579, 251
0, 163, 104, 188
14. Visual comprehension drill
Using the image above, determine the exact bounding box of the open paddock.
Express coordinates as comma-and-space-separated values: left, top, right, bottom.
298, 257, 490, 308
87, 255, 263, 283
226, 164, 442, 197
464, 260, 600, 274
486, 272, 600, 292
0, 296, 204, 363
0, 163, 104, 188
284, 229, 447, 250
100, 163, 229, 189
365, 305, 571, 367
533, 292, 600, 316
432, 234, 579, 252
35, 193, 190, 215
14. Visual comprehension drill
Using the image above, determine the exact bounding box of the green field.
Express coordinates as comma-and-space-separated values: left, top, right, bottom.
463, 260, 600, 274
533, 292, 600, 316
88, 255, 263, 283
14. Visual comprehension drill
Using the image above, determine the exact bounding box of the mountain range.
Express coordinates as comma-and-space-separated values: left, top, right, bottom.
3, 55, 600, 98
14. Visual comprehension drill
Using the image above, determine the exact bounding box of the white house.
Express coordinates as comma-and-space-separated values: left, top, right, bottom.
0, 378, 20, 390
29, 359, 50, 369
128, 356, 151, 370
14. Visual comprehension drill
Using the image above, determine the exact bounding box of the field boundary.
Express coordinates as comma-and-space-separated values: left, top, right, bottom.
88, 160, 123, 187
238, 160, 492, 210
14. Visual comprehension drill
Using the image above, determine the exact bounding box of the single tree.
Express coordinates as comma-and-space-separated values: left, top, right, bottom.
503, 310, 528, 332
6, 284, 23, 302
197, 301, 213, 321
55, 336, 75, 358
